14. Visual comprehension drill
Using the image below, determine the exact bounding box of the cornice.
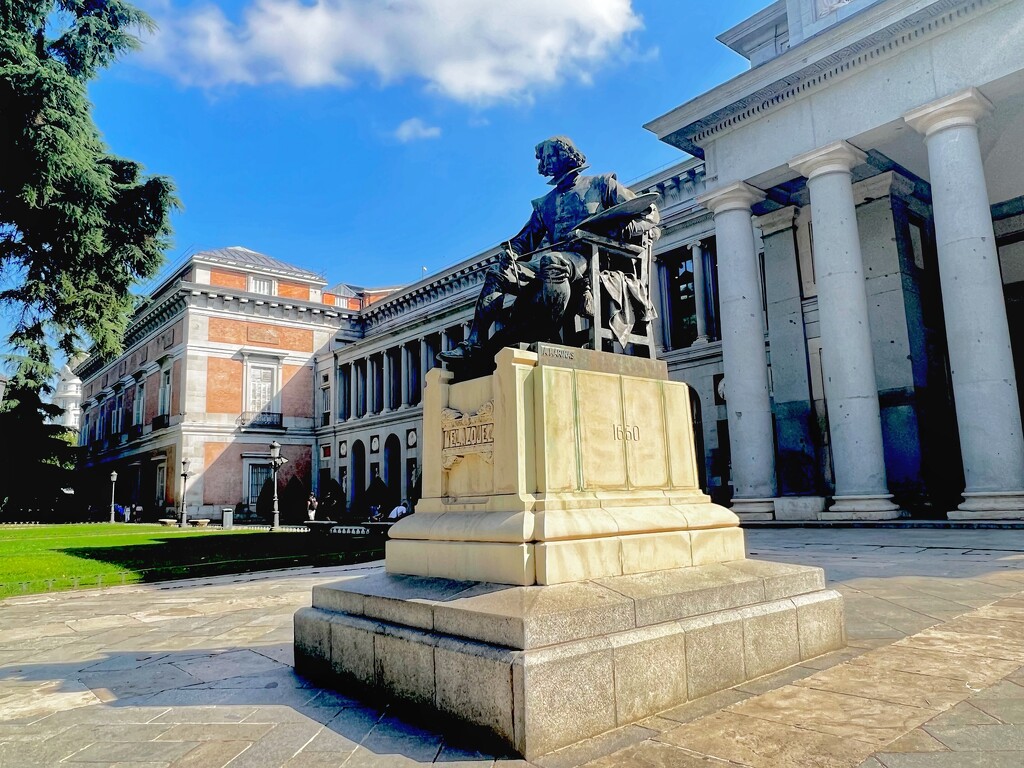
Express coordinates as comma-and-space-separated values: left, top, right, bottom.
360, 253, 498, 334
646, 0, 994, 156
183, 284, 354, 329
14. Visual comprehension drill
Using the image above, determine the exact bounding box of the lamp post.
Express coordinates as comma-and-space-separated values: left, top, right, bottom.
109, 470, 118, 523
179, 458, 191, 528
269, 441, 289, 531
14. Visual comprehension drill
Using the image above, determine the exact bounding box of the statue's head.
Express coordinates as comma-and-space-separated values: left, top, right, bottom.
535, 136, 587, 179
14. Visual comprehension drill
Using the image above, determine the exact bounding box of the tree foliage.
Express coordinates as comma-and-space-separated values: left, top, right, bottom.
0, 0, 177, 386
0, 376, 78, 516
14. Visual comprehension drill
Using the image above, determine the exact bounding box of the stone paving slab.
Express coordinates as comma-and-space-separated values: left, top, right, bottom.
0, 529, 1023, 766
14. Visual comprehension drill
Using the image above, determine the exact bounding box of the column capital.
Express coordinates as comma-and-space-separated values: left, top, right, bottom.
697, 181, 765, 214
755, 205, 798, 237
904, 87, 993, 138
789, 141, 866, 180
685, 240, 703, 251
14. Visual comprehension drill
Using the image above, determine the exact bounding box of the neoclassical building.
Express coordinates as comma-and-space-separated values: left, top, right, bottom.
76, 247, 361, 520
78, 0, 1024, 523
646, 0, 1024, 519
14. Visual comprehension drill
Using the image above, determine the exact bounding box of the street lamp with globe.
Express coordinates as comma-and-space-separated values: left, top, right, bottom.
179, 458, 191, 528
269, 441, 289, 531
109, 470, 118, 523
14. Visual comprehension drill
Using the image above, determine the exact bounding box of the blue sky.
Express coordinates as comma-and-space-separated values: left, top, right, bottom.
88, 0, 768, 292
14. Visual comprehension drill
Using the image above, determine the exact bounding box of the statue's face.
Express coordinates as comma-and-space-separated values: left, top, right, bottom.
536, 141, 563, 178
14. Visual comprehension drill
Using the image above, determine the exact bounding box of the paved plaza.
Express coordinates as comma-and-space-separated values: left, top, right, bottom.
1, 527, 1024, 767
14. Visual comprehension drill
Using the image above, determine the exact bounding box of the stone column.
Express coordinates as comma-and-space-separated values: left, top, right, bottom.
346, 362, 354, 417
383, 350, 393, 412
697, 182, 777, 519
689, 241, 710, 346
652, 258, 671, 352
790, 141, 900, 519
419, 338, 429, 403
905, 89, 1024, 518
756, 206, 822, 515
354, 360, 362, 417
440, 329, 449, 354
400, 343, 409, 408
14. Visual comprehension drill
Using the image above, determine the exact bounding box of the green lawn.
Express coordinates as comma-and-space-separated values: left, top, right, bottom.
0, 524, 385, 599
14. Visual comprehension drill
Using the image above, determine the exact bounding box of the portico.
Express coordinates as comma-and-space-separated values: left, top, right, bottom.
647, 0, 1024, 519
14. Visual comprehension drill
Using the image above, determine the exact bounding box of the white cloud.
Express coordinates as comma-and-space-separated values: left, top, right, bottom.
394, 117, 441, 143
136, 0, 644, 103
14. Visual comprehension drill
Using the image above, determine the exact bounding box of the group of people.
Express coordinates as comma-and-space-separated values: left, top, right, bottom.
306, 492, 412, 523
370, 499, 412, 522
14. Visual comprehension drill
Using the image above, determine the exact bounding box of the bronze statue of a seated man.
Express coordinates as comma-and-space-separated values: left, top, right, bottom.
438, 136, 660, 367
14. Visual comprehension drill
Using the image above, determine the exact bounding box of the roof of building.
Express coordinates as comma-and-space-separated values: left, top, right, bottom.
193, 246, 326, 283
326, 282, 362, 298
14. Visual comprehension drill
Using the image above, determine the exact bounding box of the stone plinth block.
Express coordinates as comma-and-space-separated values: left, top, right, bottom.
388, 344, 743, 585
294, 560, 844, 759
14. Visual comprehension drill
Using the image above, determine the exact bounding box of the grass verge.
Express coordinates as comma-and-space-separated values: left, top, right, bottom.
0, 523, 385, 598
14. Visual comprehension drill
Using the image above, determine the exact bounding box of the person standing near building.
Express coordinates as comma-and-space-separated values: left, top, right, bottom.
306, 493, 318, 521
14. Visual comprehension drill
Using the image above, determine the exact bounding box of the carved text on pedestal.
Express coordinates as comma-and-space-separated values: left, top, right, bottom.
440, 401, 495, 470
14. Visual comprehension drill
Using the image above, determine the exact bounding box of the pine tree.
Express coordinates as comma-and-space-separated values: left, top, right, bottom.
0, 0, 177, 386
0, 375, 78, 517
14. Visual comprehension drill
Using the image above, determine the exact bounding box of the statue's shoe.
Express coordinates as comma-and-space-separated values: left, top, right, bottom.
437, 343, 480, 364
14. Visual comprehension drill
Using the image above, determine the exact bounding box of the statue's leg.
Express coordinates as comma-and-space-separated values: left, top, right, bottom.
466, 267, 516, 346
538, 252, 590, 330
439, 263, 526, 363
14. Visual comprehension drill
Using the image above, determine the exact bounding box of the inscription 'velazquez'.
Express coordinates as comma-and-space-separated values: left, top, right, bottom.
440, 401, 495, 470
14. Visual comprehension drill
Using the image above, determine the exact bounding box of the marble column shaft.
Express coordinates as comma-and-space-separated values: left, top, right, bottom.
348, 363, 356, 420
698, 182, 777, 516
790, 142, 897, 515
400, 344, 409, 407
905, 89, 1024, 515
689, 241, 709, 345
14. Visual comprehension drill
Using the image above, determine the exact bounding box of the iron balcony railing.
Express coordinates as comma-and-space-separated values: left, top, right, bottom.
239, 411, 284, 429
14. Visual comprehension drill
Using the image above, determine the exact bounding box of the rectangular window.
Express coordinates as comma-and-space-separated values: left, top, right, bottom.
158, 369, 171, 416
321, 386, 331, 425
248, 464, 272, 506
112, 394, 123, 434
667, 247, 697, 349
155, 464, 167, 506
133, 381, 145, 425
248, 365, 275, 413
250, 276, 273, 295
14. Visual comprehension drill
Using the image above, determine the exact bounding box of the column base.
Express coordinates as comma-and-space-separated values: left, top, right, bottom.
730, 497, 776, 520
821, 494, 903, 520
689, 336, 710, 347
948, 491, 1024, 520
773, 496, 827, 521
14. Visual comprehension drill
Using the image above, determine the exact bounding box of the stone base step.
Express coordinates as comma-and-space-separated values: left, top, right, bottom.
294, 559, 845, 758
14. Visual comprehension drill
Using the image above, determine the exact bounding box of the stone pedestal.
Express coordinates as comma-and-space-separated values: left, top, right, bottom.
294, 344, 845, 758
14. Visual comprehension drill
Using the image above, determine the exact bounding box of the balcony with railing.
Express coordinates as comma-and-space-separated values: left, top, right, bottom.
239, 411, 284, 430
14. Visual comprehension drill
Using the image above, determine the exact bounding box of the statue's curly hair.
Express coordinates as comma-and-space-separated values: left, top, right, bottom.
537, 136, 587, 174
